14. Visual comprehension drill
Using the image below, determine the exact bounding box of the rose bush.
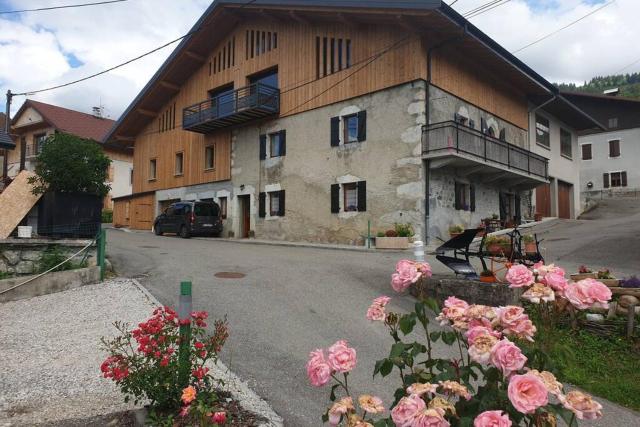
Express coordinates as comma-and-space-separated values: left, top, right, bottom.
101, 306, 230, 426
307, 259, 609, 426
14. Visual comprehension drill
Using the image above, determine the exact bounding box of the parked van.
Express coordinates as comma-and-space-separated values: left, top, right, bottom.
153, 201, 222, 238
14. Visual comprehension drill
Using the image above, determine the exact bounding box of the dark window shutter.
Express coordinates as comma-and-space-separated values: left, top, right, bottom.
280, 130, 286, 156
469, 119, 475, 129
357, 110, 367, 142
357, 180, 367, 212
330, 117, 340, 146
258, 192, 266, 217
278, 190, 285, 216
480, 118, 487, 134
330, 184, 340, 213
622, 171, 628, 187
454, 182, 461, 210
470, 184, 476, 212
603, 173, 610, 188
259, 134, 267, 160
499, 128, 506, 141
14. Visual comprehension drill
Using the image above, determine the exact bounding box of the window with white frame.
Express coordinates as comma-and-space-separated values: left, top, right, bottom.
330, 111, 367, 146
343, 114, 359, 144
343, 183, 358, 212
535, 115, 550, 149
270, 132, 284, 157
269, 191, 280, 216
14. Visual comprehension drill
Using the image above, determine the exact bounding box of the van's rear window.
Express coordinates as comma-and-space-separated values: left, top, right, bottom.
195, 204, 219, 216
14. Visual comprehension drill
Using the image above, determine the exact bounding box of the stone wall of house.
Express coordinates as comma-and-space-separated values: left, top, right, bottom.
0, 239, 96, 276
228, 81, 427, 245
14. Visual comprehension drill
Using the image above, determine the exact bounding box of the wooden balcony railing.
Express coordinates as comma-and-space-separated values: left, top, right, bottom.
422, 121, 549, 179
183, 83, 280, 133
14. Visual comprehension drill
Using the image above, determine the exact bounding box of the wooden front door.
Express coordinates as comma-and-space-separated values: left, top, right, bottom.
557, 181, 572, 219
238, 195, 251, 238
536, 184, 551, 217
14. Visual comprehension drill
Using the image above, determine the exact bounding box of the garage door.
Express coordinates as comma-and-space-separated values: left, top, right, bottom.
535, 184, 551, 217
557, 181, 572, 219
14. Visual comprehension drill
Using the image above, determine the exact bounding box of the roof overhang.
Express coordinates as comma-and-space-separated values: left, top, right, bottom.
531, 94, 606, 131
0, 132, 16, 150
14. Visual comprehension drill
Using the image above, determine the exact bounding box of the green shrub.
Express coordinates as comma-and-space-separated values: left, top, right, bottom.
376, 231, 385, 238
0, 271, 13, 280
102, 209, 113, 223
394, 223, 414, 238
38, 246, 74, 273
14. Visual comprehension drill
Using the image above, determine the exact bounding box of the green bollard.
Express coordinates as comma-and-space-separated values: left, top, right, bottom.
178, 281, 192, 389
98, 228, 106, 281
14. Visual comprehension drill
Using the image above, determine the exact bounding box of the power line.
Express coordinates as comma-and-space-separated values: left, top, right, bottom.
613, 56, 640, 75
512, 0, 615, 54
466, 0, 512, 19
449, 0, 462, 5
0, 0, 127, 14
462, 0, 503, 17
13, 0, 259, 96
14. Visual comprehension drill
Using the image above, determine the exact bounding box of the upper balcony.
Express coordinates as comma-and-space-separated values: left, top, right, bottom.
422, 121, 549, 188
182, 83, 280, 133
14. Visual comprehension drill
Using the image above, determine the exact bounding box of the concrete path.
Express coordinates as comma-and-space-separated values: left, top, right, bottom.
107, 230, 640, 426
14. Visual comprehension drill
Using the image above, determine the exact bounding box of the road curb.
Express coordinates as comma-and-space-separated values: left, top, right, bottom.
129, 279, 284, 427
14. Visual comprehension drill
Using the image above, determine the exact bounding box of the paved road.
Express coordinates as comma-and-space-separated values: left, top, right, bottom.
529, 198, 640, 278
107, 227, 640, 426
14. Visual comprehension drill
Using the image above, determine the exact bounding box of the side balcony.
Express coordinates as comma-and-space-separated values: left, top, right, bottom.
422, 121, 549, 189
182, 83, 280, 134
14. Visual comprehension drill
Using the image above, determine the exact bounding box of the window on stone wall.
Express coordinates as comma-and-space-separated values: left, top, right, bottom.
535, 115, 550, 149
343, 183, 358, 212
454, 182, 469, 211
560, 128, 572, 159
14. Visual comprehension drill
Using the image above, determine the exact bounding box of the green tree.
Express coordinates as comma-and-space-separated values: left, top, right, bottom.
28, 133, 111, 197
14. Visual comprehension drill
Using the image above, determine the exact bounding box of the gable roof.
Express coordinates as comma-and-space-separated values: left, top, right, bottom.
0, 112, 16, 150
104, 0, 603, 142
12, 100, 116, 142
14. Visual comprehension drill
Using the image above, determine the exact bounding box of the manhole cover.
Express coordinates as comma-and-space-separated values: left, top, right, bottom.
215, 272, 246, 279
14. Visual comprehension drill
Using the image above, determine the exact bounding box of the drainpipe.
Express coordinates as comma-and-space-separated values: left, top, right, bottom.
423, 26, 468, 246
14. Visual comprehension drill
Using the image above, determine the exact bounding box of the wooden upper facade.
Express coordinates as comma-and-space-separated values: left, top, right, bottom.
107, 1, 602, 196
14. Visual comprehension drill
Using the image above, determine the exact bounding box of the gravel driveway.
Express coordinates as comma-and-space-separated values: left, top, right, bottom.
0, 278, 281, 427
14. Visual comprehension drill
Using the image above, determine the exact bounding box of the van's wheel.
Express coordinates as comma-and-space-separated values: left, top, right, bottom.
154, 224, 163, 236
179, 225, 190, 239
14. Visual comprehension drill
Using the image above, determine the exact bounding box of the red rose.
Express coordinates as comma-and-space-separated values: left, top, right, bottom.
211, 411, 226, 424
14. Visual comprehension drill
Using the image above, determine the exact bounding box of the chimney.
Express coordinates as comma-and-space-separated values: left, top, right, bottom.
603, 88, 620, 97
92, 106, 104, 119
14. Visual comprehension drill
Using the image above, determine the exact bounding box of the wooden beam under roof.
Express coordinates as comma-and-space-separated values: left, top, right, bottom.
289, 10, 311, 25
137, 108, 158, 117
184, 50, 206, 63
115, 135, 135, 142
159, 81, 180, 92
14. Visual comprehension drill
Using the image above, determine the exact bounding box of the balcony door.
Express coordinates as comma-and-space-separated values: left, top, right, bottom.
209, 84, 235, 118
248, 68, 279, 111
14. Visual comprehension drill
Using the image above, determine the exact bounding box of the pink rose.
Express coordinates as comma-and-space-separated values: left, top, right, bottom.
444, 296, 469, 309
496, 306, 526, 327
391, 260, 422, 292
469, 334, 498, 365
373, 296, 391, 307
391, 394, 426, 427
415, 262, 433, 279
474, 410, 512, 427
544, 272, 569, 294
328, 397, 354, 426
490, 339, 527, 377
412, 407, 450, 427
466, 326, 501, 345
407, 382, 437, 396
497, 307, 536, 342
521, 283, 555, 304
533, 262, 565, 277
366, 304, 386, 322
505, 265, 535, 288
565, 279, 612, 310
560, 390, 603, 420
306, 349, 332, 387
508, 374, 549, 414
327, 340, 357, 373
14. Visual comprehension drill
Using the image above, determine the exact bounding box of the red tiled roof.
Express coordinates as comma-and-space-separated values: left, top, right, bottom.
15, 100, 116, 141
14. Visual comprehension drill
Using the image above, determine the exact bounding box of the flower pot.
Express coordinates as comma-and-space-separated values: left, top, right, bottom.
375, 236, 409, 249
599, 278, 619, 287
480, 275, 497, 283
534, 213, 543, 222
571, 273, 596, 281
488, 244, 503, 255
449, 232, 462, 239
524, 242, 537, 254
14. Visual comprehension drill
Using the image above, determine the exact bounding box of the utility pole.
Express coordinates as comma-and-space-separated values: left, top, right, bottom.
4, 90, 10, 133
1, 90, 13, 183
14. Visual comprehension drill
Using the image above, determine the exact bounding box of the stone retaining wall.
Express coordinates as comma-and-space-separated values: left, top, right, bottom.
0, 266, 101, 302
412, 275, 524, 307
0, 238, 96, 276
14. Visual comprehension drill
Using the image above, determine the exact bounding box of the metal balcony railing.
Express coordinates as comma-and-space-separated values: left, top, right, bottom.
183, 83, 280, 133
422, 121, 549, 179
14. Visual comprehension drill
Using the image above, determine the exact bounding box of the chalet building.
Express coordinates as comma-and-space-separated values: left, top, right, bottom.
2, 100, 133, 208
105, 0, 602, 244
560, 91, 640, 206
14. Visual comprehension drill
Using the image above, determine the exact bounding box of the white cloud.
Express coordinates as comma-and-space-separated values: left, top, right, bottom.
0, 0, 637, 120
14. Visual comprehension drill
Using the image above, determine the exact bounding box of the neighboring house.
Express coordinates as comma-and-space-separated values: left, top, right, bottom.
104, 0, 601, 244
3, 100, 133, 208
560, 92, 640, 206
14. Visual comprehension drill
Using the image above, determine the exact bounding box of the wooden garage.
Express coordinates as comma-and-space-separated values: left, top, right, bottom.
113, 192, 156, 230
557, 181, 572, 219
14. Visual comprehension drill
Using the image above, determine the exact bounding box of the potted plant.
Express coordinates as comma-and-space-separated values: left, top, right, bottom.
522, 234, 537, 254
571, 265, 596, 281
596, 268, 619, 287
448, 224, 464, 238
485, 235, 511, 256
376, 224, 413, 249
479, 269, 497, 283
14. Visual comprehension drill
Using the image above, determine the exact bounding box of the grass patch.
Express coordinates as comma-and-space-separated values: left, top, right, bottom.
544, 327, 640, 410
0, 271, 14, 280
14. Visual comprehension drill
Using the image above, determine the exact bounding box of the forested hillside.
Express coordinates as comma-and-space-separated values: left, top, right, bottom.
556, 73, 640, 99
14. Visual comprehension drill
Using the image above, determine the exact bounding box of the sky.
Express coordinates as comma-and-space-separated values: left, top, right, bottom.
0, 0, 637, 120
